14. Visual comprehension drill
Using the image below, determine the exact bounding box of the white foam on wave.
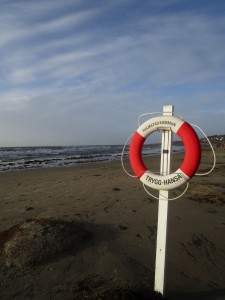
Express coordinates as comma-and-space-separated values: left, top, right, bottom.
0, 144, 184, 172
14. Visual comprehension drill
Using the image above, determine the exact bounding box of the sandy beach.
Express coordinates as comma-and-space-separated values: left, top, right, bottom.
0, 147, 224, 299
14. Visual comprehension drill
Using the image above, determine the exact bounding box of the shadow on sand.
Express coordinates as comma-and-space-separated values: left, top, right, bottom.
0, 217, 117, 268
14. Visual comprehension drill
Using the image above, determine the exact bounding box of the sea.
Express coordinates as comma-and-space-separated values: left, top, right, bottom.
0, 144, 184, 172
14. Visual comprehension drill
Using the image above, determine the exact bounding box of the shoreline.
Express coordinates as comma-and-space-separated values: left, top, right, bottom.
0, 143, 185, 172
0, 141, 215, 175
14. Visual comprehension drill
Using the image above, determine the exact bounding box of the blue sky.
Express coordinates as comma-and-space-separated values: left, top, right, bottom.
0, 0, 225, 146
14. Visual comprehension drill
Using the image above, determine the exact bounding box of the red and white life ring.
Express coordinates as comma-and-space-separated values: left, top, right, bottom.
129, 115, 201, 190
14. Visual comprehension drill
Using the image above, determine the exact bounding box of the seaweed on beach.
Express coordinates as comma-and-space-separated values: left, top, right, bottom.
0, 218, 91, 268
188, 184, 225, 206
53, 276, 159, 300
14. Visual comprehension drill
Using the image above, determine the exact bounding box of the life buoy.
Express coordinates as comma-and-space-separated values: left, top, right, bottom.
129, 115, 201, 190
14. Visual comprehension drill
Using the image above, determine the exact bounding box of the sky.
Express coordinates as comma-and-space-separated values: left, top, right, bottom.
0, 0, 225, 146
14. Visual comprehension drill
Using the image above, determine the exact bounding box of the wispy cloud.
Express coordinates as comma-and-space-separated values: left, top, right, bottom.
0, 0, 225, 146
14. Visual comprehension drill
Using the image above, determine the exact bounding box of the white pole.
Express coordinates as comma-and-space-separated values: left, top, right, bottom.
154, 105, 174, 296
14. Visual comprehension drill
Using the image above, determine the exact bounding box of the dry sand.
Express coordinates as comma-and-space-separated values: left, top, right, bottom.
0, 147, 224, 299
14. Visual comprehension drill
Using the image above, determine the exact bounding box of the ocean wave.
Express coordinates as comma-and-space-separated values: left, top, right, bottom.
0, 144, 183, 172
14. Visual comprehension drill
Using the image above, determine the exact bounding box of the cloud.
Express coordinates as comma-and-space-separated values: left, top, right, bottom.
2, 4, 225, 88
0, 0, 225, 146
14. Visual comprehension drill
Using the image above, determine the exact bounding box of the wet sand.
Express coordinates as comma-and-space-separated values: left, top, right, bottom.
0, 148, 224, 299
